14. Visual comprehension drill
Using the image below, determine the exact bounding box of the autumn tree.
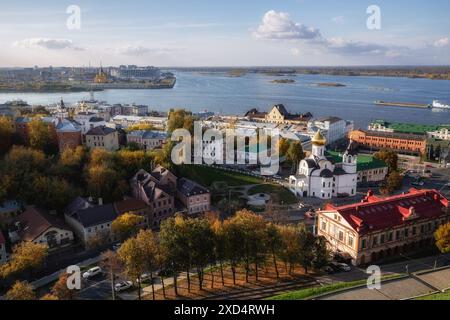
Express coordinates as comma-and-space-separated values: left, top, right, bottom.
28, 118, 52, 152
1, 242, 48, 278
117, 236, 147, 300
100, 250, 123, 300
32, 175, 79, 212
277, 225, 301, 274
265, 223, 282, 279
159, 215, 190, 295
111, 213, 145, 241
374, 150, 398, 173
383, 170, 403, 194
51, 273, 77, 300
313, 236, 331, 269
167, 109, 195, 134
40, 294, 59, 300
297, 223, 317, 274
86, 164, 119, 201
135, 230, 159, 300
5, 281, 36, 300
435, 222, 450, 254
278, 138, 290, 157
0, 116, 14, 155
208, 214, 227, 286
222, 215, 247, 285
286, 141, 305, 173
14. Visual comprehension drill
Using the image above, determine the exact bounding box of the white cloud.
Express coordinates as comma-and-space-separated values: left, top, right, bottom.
331, 16, 345, 24
253, 10, 321, 40
13, 38, 83, 50
291, 48, 300, 56
434, 37, 449, 48
116, 45, 184, 56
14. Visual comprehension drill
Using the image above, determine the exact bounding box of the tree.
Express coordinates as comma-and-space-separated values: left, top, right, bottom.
32, 175, 79, 212
208, 214, 227, 286
374, 150, 398, 173
28, 118, 52, 151
111, 213, 144, 241
277, 225, 301, 274
297, 224, 316, 274
86, 164, 119, 201
100, 250, 123, 300
0, 116, 14, 155
286, 141, 305, 173
40, 294, 59, 300
265, 223, 282, 279
51, 273, 77, 300
383, 170, 403, 194
5, 281, 36, 300
435, 222, 450, 254
313, 236, 331, 270
135, 230, 159, 300
159, 215, 190, 295
278, 138, 290, 157
1, 242, 48, 278
117, 237, 147, 300
222, 215, 247, 285
167, 109, 195, 134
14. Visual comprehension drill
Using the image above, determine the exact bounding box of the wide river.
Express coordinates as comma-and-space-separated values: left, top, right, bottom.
1, 71, 449, 128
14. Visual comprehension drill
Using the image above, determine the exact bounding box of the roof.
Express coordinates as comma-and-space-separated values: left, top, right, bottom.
317, 116, 343, 124
320, 169, 334, 178
177, 178, 209, 197
326, 151, 387, 171
114, 198, 148, 215
89, 117, 105, 123
86, 126, 116, 136
305, 158, 320, 169
15, 207, 71, 241
371, 120, 450, 135
271, 104, 289, 116
56, 119, 81, 133
359, 130, 427, 142
324, 189, 449, 235
69, 204, 118, 228
127, 130, 168, 140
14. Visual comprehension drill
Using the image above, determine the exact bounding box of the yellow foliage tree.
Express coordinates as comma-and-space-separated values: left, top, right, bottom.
5, 281, 36, 300
435, 222, 450, 254
111, 212, 145, 241
1, 241, 48, 278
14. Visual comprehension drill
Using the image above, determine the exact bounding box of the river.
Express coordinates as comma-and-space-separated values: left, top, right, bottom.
1, 71, 449, 128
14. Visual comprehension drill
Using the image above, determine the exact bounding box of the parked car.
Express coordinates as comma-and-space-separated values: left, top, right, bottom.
320, 266, 335, 274
329, 262, 351, 272
411, 180, 425, 187
115, 281, 133, 292
136, 273, 153, 283
82, 266, 103, 279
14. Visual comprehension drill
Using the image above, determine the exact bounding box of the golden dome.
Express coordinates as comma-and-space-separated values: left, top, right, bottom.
312, 130, 327, 146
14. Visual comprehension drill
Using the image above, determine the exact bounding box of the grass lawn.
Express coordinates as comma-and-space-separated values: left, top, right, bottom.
176, 165, 263, 187
415, 290, 450, 300
267, 274, 405, 300
248, 184, 298, 205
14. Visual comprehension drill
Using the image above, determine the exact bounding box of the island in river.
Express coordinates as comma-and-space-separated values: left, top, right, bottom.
271, 79, 296, 84
314, 82, 346, 87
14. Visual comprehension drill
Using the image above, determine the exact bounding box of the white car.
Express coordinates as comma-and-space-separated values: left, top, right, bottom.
136, 273, 152, 283
337, 263, 351, 272
115, 281, 133, 292
82, 266, 103, 279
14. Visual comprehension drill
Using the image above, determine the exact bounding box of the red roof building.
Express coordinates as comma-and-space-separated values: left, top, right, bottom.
318, 189, 450, 265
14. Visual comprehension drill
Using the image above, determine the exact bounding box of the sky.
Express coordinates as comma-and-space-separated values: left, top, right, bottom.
1, 0, 449, 67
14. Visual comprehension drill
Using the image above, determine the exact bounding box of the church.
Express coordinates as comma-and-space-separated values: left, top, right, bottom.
289, 131, 358, 199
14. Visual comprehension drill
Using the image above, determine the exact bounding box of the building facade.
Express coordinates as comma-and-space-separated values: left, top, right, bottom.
369, 120, 450, 141
85, 126, 119, 151
349, 129, 427, 155
289, 131, 358, 199
317, 189, 450, 266
177, 178, 211, 215
127, 130, 168, 150
56, 120, 82, 151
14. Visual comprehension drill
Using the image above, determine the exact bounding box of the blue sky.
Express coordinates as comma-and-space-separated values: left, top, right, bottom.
1, 0, 449, 66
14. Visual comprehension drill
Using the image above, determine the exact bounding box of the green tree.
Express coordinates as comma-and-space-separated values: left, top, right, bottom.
5, 281, 36, 300
435, 222, 450, 254
167, 109, 196, 134
277, 225, 301, 274
313, 236, 331, 270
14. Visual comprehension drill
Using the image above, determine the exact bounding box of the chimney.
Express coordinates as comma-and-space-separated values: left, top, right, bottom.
98, 198, 103, 206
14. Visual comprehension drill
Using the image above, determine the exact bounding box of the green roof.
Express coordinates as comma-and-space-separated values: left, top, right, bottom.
326, 151, 387, 171
371, 120, 450, 135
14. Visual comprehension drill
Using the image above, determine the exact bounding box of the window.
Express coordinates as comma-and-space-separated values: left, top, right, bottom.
380, 234, 385, 244
338, 231, 344, 242
361, 239, 367, 249
373, 236, 378, 246
348, 236, 354, 247
388, 232, 393, 242
321, 220, 327, 231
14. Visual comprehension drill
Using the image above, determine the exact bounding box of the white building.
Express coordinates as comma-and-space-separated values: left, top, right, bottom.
73, 112, 106, 135
308, 117, 354, 144
289, 131, 358, 199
